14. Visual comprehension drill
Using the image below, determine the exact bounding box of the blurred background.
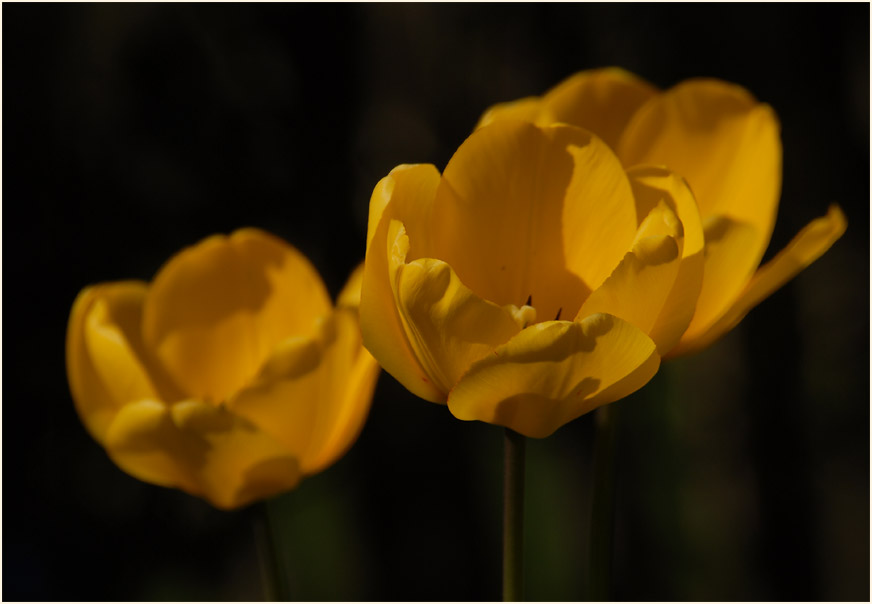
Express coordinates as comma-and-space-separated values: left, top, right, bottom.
3, 3, 869, 601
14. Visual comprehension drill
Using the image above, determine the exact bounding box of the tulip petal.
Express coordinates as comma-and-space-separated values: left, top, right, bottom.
104, 398, 300, 510
672, 205, 847, 356
476, 68, 658, 152
431, 120, 638, 321
476, 96, 549, 130
682, 214, 760, 343
448, 314, 660, 438
299, 309, 381, 474
228, 308, 379, 475
623, 166, 706, 353
142, 228, 332, 403
576, 215, 682, 354
337, 262, 365, 310
67, 282, 181, 444
360, 164, 446, 402
388, 219, 523, 395
618, 79, 782, 288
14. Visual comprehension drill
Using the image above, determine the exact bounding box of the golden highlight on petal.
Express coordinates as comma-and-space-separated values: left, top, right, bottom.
476, 67, 658, 152
447, 314, 660, 438
142, 228, 332, 403
390, 220, 522, 395
618, 78, 782, 279
360, 164, 446, 403
577, 231, 682, 354
624, 166, 705, 354
430, 120, 636, 321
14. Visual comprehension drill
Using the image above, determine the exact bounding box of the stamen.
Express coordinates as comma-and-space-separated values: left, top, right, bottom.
555, 307, 562, 321
525, 294, 532, 307
504, 302, 537, 330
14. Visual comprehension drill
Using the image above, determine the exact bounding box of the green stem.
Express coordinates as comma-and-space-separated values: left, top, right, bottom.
503, 428, 526, 602
256, 499, 291, 602
589, 404, 619, 601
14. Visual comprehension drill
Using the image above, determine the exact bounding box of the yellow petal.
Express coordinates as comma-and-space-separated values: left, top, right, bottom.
142, 228, 332, 403
66, 282, 180, 444
625, 166, 706, 353
104, 398, 300, 510
228, 308, 379, 475
448, 314, 660, 438
475, 68, 658, 152
682, 214, 760, 343
337, 262, 365, 310
299, 309, 381, 474
430, 120, 637, 321
537, 67, 659, 150
671, 205, 847, 356
476, 96, 547, 130
389, 220, 522, 395
360, 164, 446, 402
576, 221, 682, 354
618, 78, 782, 281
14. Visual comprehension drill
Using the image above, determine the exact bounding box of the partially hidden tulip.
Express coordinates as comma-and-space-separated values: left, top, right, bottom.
67, 229, 379, 509
360, 118, 708, 437
478, 67, 847, 356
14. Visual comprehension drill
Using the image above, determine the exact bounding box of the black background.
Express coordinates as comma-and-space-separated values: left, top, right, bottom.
3, 3, 869, 601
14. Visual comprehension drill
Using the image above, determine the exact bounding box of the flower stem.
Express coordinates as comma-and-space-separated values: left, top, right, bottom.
256, 499, 291, 602
503, 427, 526, 602
589, 404, 619, 601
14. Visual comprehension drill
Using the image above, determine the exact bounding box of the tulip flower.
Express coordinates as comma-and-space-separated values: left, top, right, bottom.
67, 229, 379, 510
360, 119, 707, 438
478, 67, 847, 357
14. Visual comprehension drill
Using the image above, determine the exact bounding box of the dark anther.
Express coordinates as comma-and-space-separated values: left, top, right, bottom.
525, 294, 532, 307
555, 307, 562, 321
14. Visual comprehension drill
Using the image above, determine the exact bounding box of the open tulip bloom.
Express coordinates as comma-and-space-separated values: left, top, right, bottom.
361, 68, 846, 439
67, 229, 379, 510
360, 68, 846, 600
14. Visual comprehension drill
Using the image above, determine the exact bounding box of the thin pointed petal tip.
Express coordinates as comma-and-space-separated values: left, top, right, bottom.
670, 203, 847, 357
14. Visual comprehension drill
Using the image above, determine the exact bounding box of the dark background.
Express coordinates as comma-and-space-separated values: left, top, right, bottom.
3, 3, 869, 601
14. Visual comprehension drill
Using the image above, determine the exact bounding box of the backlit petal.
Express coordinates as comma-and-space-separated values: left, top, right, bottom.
577, 209, 683, 354
67, 282, 180, 444
625, 166, 706, 353
360, 164, 445, 402
476, 96, 547, 130
104, 398, 300, 510
389, 219, 522, 396
618, 79, 781, 279
682, 215, 759, 343
431, 120, 637, 321
448, 314, 660, 438
142, 228, 331, 403
672, 205, 847, 356
228, 308, 379, 475
537, 67, 659, 150
476, 68, 658, 152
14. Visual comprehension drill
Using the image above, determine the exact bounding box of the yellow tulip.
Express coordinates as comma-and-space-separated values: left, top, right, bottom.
67, 229, 379, 510
478, 67, 847, 356
360, 119, 708, 437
